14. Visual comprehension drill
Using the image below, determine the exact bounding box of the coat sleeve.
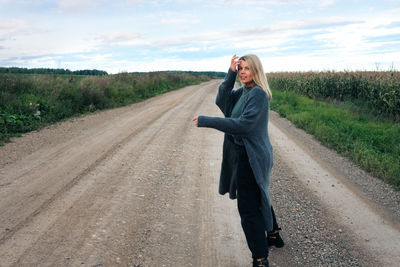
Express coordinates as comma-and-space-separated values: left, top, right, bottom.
216, 69, 239, 116
198, 88, 267, 136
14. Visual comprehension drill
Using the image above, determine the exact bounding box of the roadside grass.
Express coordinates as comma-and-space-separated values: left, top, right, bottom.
270, 89, 400, 190
0, 72, 212, 145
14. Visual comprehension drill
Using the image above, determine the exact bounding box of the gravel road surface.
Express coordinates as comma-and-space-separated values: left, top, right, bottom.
1, 80, 399, 266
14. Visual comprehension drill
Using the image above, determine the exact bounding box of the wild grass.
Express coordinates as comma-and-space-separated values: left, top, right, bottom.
0, 71, 211, 145
270, 89, 400, 190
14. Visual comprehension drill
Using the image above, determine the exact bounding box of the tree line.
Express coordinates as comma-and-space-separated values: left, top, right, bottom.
0, 67, 108, 76
0, 67, 227, 78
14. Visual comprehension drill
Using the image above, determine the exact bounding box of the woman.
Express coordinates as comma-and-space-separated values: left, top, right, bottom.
193, 54, 284, 267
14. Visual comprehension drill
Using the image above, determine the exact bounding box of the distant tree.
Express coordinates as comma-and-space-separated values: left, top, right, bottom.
0, 67, 108, 76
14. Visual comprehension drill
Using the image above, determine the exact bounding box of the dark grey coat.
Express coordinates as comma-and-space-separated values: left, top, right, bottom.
198, 69, 274, 231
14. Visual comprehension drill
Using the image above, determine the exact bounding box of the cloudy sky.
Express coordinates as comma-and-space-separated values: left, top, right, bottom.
0, 0, 399, 73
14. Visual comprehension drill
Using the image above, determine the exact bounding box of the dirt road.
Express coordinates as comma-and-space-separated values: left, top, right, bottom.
1, 80, 399, 267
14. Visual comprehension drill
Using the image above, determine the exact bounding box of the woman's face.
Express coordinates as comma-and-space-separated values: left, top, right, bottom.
237, 60, 254, 85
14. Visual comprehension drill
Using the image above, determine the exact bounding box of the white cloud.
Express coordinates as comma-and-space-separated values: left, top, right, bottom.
96, 32, 141, 45
160, 18, 200, 25
215, 0, 305, 6
145, 16, 361, 53
1, 0, 399, 72
319, 0, 335, 7
164, 46, 201, 53
263, 50, 400, 72
312, 15, 398, 54
78, 53, 113, 59
58, 0, 96, 12
125, 0, 144, 6
0, 19, 30, 37
105, 55, 229, 73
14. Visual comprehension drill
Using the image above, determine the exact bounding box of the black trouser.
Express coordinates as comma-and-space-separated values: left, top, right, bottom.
235, 144, 279, 259
271, 206, 279, 232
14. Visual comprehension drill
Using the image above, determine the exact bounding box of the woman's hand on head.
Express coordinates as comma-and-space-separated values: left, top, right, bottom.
192, 116, 198, 127
230, 54, 240, 72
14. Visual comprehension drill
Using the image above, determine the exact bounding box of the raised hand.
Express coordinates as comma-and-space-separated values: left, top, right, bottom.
230, 54, 240, 72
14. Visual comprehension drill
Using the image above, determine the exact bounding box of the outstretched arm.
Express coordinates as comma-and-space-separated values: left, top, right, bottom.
196, 88, 267, 136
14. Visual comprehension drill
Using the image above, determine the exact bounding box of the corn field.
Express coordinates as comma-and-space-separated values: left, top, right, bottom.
267, 71, 400, 121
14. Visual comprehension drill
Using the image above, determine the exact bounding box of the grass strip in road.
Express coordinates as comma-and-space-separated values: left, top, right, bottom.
270, 89, 400, 190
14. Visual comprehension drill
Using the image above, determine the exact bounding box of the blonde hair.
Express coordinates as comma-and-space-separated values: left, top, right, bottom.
239, 54, 272, 100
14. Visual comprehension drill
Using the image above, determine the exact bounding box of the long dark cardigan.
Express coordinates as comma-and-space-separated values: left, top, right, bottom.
198, 69, 274, 231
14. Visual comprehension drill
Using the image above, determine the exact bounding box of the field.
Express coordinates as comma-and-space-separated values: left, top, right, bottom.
1, 69, 399, 189
267, 71, 400, 189
0, 71, 214, 144
268, 71, 400, 121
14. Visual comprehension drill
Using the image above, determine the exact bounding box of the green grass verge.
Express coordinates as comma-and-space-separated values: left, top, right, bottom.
270, 89, 400, 190
0, 72, 212, 145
